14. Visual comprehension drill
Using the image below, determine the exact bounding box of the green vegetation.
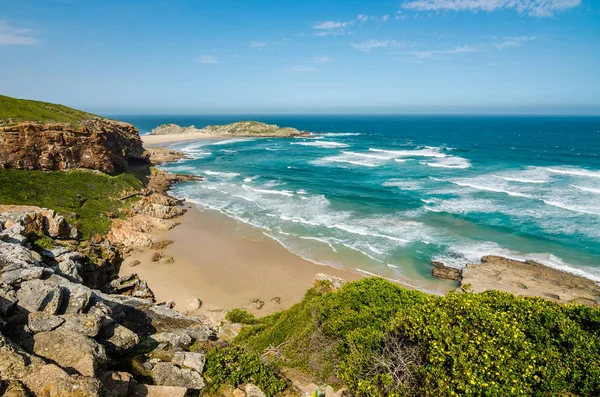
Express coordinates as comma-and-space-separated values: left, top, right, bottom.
230, 278, 600, 397
0, 94, 96, 126
202, 346, 288, 397
201, 121, 303, 137
32, 233, 56, 251
226, 308, 257, 325
0, 169, 142, 238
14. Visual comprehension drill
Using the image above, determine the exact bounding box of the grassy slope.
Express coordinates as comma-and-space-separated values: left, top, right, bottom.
229, 278, 600, 397
0, 169, 142, 238
0, 94, 96, 125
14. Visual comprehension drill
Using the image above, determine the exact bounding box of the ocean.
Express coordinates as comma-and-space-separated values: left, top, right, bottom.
116, 115, 600, 292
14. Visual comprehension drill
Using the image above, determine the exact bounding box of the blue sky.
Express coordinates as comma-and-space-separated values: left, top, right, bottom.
0, 0, 599, 114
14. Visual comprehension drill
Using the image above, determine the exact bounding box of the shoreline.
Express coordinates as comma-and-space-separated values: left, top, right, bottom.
141, 132, 229, 147
123, 203, 368, 315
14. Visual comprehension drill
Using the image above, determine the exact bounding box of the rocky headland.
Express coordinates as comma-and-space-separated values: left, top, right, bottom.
432, 255, 600, 306
150, 121, 311, 138
0, 119, 147, 175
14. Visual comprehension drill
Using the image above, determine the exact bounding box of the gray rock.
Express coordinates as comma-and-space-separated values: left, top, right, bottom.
32, 329, 107, 377
49, 275, 91, 314
2, 266, 47, 286
172, 352, 206, 374
28, 312, 65, 332
246, 383, 267, 397
152, 331, 193, 348
0, 241, 41, 270
60, 314, 103, 338
130, 384, 188, 397
16, 279, 63, 314
0, 283, 17, 316
313, 273, 346, 291
151, 362, 205, 389
100, 370, 134, 397
100, 323, 139, 355
187, 297, 202, 311
52, 259, 83, 283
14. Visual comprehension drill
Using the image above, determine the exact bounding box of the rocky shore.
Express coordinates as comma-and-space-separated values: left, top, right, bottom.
150, 121, 311, 138
432, 256, 600, 306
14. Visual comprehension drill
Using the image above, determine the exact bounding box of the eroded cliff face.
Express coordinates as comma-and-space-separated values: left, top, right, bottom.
0, 118, 147, 175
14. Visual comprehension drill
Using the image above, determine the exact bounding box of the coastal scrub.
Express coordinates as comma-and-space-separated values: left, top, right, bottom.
232, 278, 600, 396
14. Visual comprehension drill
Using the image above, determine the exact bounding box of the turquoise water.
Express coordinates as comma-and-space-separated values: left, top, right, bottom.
117, 115, 600, 291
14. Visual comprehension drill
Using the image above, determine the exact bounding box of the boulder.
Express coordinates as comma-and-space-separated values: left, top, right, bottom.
52, 258, 83, 283
100, 323, 140, 355
27, 312, 65, 333
130, 384, 188, 397
100, 371, 134, 397
60, 314, 103, 338
16, 279, 63, 314
22, 364, 102, 397
431, 261, 462, 281
245, 383, 267, 397
32, 329, 107, 377
102, 273, 155, 302
0, 380, 29, 397
313, 273, 346, 291
151, 362, 205, 389
1, 266, 46, 287
50, 275, 92, 314
0, 283, 17, 316
172, 352, 206, 374
0, 331, 46, 382
152, 331, 193, 348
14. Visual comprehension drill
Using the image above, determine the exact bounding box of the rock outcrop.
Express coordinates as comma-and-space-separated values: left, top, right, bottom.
0, 118, 147, 175
150, 121, 311, 137
0, 207, 218, 396
431, 256, 600, 306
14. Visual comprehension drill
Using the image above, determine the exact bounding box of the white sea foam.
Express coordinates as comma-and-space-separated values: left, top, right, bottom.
394, 159, 407, 163
449, 180, 533, 198
422, 157, 471, 169
369, 147, 447, 158
383, 180, 423, 190
243, 175, 260, 183
265, 147, 280, 151
292, 141, 349, 148
571, 185, 600, 194
318, 132, 362, 137
545, 167, 600, 179
211, 138, 256, 146
242, 185, 294, 197
341, 151, 396, 160
204, 170, 240, 178
494, 176, 547, 184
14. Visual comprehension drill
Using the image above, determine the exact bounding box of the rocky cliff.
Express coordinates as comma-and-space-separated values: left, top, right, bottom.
0, 118, 147, 175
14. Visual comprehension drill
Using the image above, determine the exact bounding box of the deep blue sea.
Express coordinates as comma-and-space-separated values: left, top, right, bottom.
115, 115, 600, 291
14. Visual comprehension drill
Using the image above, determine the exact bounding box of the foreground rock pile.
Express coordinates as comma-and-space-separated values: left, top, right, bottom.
0, 207, 239, 397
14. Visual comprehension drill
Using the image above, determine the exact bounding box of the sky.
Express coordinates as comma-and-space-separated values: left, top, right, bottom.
0, 0, 599, 114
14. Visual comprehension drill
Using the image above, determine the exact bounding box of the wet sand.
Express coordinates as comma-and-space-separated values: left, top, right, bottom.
125, 204, 364, 315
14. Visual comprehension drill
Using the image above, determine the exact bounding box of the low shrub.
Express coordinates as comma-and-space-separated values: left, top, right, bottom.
226, 308, 257, 324
202, 346, 287, 397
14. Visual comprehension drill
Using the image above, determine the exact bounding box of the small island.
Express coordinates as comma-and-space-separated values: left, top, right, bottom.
151, 121, 310, 137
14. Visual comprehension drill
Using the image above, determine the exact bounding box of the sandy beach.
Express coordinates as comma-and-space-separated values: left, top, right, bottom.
142, 133, 222, 147
124, 203, 364, 315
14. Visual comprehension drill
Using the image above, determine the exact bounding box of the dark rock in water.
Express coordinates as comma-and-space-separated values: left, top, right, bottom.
431, 261, 462, 281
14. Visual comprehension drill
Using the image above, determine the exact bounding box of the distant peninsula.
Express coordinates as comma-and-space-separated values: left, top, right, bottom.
150, 121, 311, 138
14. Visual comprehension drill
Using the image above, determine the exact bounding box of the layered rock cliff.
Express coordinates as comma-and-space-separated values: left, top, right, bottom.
0, 118, 147, 175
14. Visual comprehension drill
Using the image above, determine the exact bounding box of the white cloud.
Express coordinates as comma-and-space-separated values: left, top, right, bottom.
357, 14, 370, 23
250, 41, 268, 48
195, 55, 220, 64
495, 35, 540, 49
382, 14, 390, 22
313, 20, 353, 36
310, 56, 332, 63
401, 45, 481, 62
0, 20, 38, 45
351, 40, 410, 52
288, 65, 318, 72
401, 0, 581, 17
313, 20, 352, 29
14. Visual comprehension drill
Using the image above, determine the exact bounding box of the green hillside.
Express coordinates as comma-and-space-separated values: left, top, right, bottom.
0, 94, 96, 126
